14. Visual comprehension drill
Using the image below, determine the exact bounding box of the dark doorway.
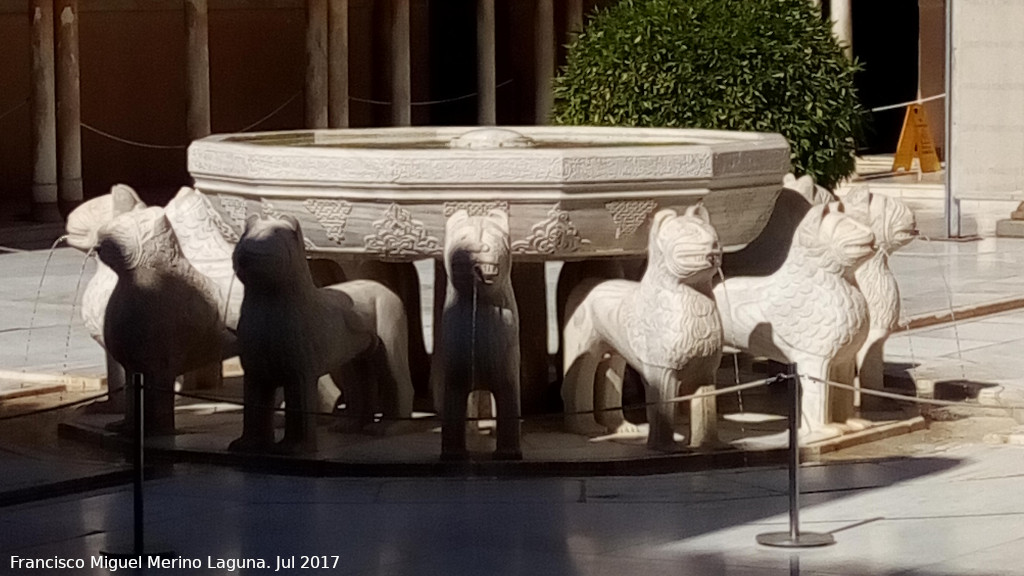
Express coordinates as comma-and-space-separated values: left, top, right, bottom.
849, 1, 920, 154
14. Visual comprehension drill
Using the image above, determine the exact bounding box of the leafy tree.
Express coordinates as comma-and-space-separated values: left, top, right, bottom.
553, 0, 866, 189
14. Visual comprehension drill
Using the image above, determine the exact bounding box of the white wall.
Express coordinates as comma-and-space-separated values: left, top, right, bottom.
951, 0, 1024, 201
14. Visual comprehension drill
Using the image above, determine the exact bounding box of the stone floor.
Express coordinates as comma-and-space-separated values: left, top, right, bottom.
1, 443, 1022, 575
3, 232, 1024, 575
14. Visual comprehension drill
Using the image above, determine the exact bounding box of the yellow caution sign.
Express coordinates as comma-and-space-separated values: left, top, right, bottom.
892, 104, 942, 173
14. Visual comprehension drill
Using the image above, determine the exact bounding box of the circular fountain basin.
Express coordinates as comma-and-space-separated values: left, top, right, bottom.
188, 126, 790, 261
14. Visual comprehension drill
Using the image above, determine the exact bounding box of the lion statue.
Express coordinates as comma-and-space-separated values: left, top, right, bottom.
713, 201, 874, 436
96, 206, 233, 435
841, 186, 917, 407
433, 208, 521, 460
229, 215, 414, 454
65, 185, 146, 412
562, 204, 723, 451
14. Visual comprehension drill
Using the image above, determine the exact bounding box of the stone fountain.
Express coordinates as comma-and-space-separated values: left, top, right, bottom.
187, 126, 790, 414
63, 124, 923, 464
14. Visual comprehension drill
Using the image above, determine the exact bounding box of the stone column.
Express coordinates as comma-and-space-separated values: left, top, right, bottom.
512, 262, 550, 415
476, 0, 496, 125
919, 0, 946, 156
830, 0, 853, 59
567, 0, 583, 38
534, 0, 554, 124
183, 0, 216, 391
390, 0, 412, 126
55, 0, 82, 215
30, 0, 59, 222
328, 0, 349, 128
306, 0, 329, 129
185, 0, 211, 140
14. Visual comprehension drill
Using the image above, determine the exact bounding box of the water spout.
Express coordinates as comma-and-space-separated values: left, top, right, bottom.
22, 235, 72, 369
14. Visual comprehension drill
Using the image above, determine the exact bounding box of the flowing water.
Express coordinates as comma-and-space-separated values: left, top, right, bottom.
715, 268, 750, 447
21, 236, 69, 371
915, 235, 968, 382
61, 248, 94, 376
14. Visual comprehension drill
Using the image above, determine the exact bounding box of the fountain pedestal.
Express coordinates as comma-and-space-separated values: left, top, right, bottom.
188, 126, 790, 411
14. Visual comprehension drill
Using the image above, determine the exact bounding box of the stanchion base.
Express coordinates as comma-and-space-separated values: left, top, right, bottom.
756, 532, 835, 548
99, 550, 175, 560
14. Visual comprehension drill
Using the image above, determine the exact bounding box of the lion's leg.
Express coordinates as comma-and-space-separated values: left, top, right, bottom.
276, 374, 318, 454
145, 369, 177, 437
855, 328, 889, 411
594, 354, 630, 433
641, 365, 680, 452
829, 355, 858, 423
229, 375, 276, 452
492, 339, 523, 460
791, 355, 842, 442
331, 361, 372, 433
366, 343, 420, 436
85, 352, 126, 414
561, 301, 606, 436
441, 357, 471, 461
181, 361, 222, 391
685, 359, 721, 450
562, 349, 606, 436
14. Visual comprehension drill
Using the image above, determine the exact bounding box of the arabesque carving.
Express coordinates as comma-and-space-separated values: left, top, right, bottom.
304, 199, 353, 244
364, 203, 442, 257
605, 199, 657, 239
511, 204, 590, 254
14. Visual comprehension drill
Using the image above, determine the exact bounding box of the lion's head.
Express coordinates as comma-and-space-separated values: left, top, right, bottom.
843, 187, 917, 254
232, 215, 308, 289
66, 184, 145, 252
783, 173, 834, 206
444, 208, 511, 293
95, 206, 180, 275
797, 201, 876, 272
648, 204, 722, 285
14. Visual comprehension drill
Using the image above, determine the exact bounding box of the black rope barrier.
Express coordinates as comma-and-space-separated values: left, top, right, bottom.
157, 375, 788, 424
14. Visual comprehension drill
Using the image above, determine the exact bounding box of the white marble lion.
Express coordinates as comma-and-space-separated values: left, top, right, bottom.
713, 201, 875, 435
562, 204, 723, 451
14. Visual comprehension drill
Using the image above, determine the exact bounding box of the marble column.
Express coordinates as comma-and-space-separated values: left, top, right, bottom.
919, 0, 946, 156
306, 0, 329, 129
567, 0, 583, 38
184, 0, 216, 391
476, 0, 496, 125
185, 0, 211, 140
55, 0, 82, 215
328, 0, 349, 128
30, 0, 59, 222
512, 263, 550, 415
534, 0, 554, 124
390, 0, 412, 126
830, 0, 853, 60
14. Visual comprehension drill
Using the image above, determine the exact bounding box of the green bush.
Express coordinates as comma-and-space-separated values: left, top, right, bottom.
553, 0, 866, 190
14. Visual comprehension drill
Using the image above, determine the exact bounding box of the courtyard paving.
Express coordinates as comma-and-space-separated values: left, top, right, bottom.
1, 235, 1023, 575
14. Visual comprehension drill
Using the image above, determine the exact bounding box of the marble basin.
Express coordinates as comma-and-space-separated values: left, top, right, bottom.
187, 126, 790, 262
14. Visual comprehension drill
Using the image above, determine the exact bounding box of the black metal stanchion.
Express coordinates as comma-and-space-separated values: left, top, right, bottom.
757, 367, 835, 548
101, 372, 172, 560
